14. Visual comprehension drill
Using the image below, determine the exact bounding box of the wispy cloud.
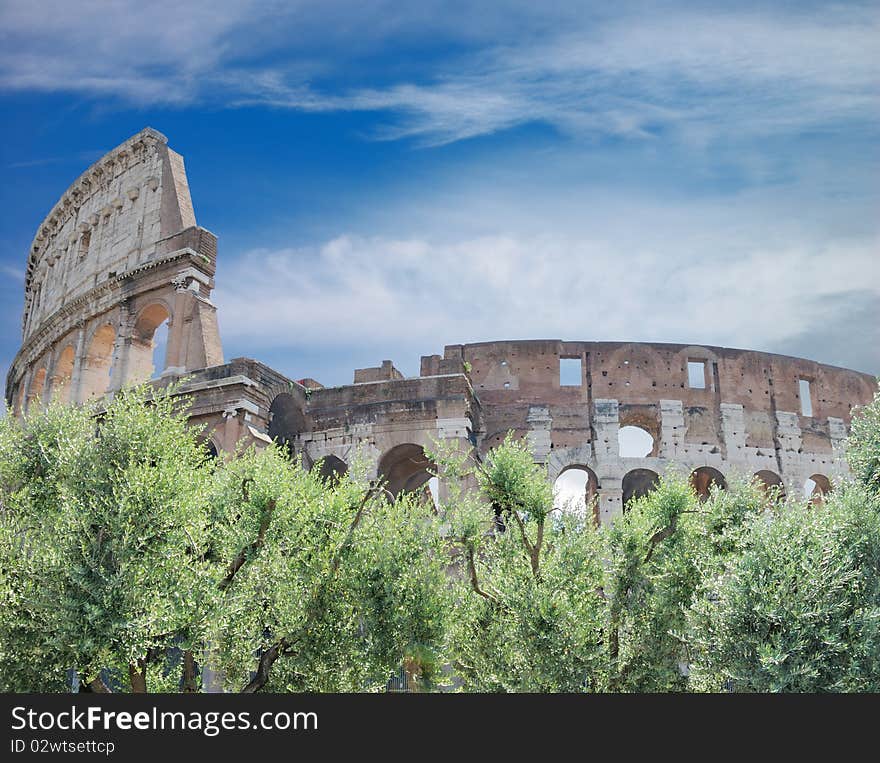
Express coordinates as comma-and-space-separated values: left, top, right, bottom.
0, 264, 24, 283
1, 2, 876, 146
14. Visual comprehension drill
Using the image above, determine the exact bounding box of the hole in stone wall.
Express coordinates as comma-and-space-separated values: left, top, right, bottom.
622, 468, 659, 509
150, 320, 169, 379
688, 361, 706, 389
78, 231, 90, 261
378, 443, 436, 500
618, 425, 654, 458
129, 304, 171, 384
799, 379, 813, 417
560, 356, 582, 386
690, 467, 726, 500
553, 466, 598, 522
804, 474, 831, 504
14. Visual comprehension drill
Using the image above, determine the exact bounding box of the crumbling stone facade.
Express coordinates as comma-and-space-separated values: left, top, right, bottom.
7, 129, 877, 522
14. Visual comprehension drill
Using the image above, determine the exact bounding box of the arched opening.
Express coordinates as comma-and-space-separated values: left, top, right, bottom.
128, 304, 171, 384
52, 345, 75, 404
754, 470, 785, 499
690, 466, 726, 501
804, 474, 832, 505
27, 367, 48, 411
618, 425, 655, 458
80, 324, 116, 402
378, 444, 436, 500
553, 466, 599, 523
622, 468, 659, 510
268, 393, 309, 462
203, 440, 219, 459
313, 455, 349, 485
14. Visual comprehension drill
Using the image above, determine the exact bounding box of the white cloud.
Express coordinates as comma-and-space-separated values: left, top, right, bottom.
214, 220, 880, 376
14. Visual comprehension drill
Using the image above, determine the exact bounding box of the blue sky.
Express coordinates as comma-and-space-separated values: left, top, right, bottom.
1, 0, 878, 388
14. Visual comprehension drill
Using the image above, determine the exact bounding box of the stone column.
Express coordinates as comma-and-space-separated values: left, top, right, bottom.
164, 276, 196, 376
593, 399, 620, 461
659, 399, 685, 458
69, 324, 87, 404
721, 403, 746, 463
526, 405, 552, 464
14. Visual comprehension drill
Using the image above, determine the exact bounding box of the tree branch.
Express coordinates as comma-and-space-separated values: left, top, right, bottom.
643, 521, 676, 564
219, 498, 276, 591
330, 487, 375, 575
464, 543, 501, 606
241, 638, 288, 693
237, 486, 376, 693
531, 518, 544, 577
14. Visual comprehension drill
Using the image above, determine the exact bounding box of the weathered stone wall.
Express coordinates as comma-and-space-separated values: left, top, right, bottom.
6, 128, 223, 414
447, 339, 875, 521
6, 129, 876, 524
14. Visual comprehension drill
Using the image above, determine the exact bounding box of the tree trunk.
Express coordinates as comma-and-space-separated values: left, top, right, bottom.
241, 641, 284, 693
129, 659, 147, 693
81, 675, 111, 693
181, 650, 199, 693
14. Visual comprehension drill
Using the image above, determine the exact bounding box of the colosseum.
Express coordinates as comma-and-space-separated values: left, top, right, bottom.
6, 127, 877, 521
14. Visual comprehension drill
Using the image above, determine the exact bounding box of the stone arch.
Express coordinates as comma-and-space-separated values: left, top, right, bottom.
622, 468, 660, 509
80, 324, 116, 402
617, 405, 660, 454
553, 465, 599, 524
754, 470, 785, 499
27, 366, 48, 411
313, 454, 349, 485
804, 473, 832, 505
690, 466, 726, 501
378, 443, 436, 499
52, 344, 76, 404
617, 425, 656, 458
127, 302, 171, 384
268, 393, 310, 461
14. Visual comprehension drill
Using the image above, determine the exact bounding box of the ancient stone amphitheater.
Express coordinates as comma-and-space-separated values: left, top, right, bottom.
6, 128, 876, 521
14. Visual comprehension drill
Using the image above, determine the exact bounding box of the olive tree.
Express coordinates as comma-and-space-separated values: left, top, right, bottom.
439, 435, 607, 692
0, 386, 451, 693
0, 387, 215, 692
685, 385, 880, 692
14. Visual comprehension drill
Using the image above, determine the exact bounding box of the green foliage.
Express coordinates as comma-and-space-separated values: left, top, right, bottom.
604, 471, 701, 691
0, 386, 214, 691
440, 436, 606, 691
476, 433, 553, 522
686, 481, 880, 691
3, 389, 880, 693
209, 445, 449, 692
847, 382, 880, 496
0, 388, 449, 693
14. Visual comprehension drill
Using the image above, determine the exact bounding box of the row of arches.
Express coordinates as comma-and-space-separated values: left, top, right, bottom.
16, 303, 170, 414
554, 466, 833, 517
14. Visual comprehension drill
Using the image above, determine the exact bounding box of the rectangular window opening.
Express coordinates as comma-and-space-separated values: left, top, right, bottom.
799, 379, 813, 417
560, 356, 582, 387
687, 361, 706, 389
78, 231, 91, 261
